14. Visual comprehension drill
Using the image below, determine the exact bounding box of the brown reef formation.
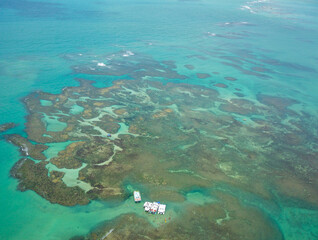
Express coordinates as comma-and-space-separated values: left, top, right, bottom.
4, 55, 318, 239
72, 193, 283, 240
0, 122, 16, 133
5, 78, 317, 210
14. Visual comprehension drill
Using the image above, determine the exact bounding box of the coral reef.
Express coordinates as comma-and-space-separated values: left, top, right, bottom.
5, 134, 48, 160
10, 158, 89, 206
75, 193, 283, 240
224, 76, 237, 81
214, 83, 228, 88
196, 73, 211, 79
0, 122, 16, 133
184, 64, 195, 70
5, 56, 318, 238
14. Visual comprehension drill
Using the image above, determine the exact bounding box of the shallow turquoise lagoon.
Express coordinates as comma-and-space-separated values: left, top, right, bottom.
0, 0, 318, 239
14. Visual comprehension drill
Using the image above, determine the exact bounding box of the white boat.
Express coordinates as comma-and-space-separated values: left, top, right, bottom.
150, 202, 159, 214
143, 201, 151, 212
158, 204, 166, 214
134, 191, 141, 203
143, 201, 150, 208
143, 201, 167, 214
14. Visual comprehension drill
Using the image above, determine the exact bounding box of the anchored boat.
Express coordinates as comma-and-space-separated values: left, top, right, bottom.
150, 202, 159, 214
143, 201, 151, 212
134, 191, 141, 203
158, 204, 166, 215
143, 201, 166, 214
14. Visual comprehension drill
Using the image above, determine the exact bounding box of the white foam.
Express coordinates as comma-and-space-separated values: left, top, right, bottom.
242, 5, 252, 10
207, 32, 216, 36
241, 5, 255, 13
249, 0, 267, 3
21, 144, 29, 156
122, 51, 134, 57
97, 62, 106, 67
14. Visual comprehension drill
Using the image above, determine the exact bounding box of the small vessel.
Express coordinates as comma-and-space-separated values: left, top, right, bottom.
158, 204, 166, 215
150, 202, 159, 214
134, 191, 141, 203
143, 202, 166, 214
143, 201, 151, 212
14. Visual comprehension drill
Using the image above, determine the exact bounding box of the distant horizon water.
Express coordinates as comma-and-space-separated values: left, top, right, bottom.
0, 0, 318, 239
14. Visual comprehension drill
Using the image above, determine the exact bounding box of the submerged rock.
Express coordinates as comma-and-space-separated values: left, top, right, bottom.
196, 73, 211, 79
184, 64, 195, 70
224, 76, 237, 81
214, 83, 228, 88
0, 122, 16, 133
234, 92, 245, 97
257, 93, 298, 110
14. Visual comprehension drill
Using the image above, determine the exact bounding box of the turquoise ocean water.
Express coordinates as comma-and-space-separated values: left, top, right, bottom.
0, 0, 318, 239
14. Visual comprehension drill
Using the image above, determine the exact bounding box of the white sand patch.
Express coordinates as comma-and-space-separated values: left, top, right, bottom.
176, 88, 195, 98
121, 86, 154, 105
95, 144, 122, 166
216, 209, 230, 225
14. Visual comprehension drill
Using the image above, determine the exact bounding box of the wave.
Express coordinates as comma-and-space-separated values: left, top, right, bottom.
97, 62, 106, 67
122, 50, 134, 57
240, 5, 255, 14
207, 32, 216, 36
21, 144, 29, 156
218, 21, 253, 27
